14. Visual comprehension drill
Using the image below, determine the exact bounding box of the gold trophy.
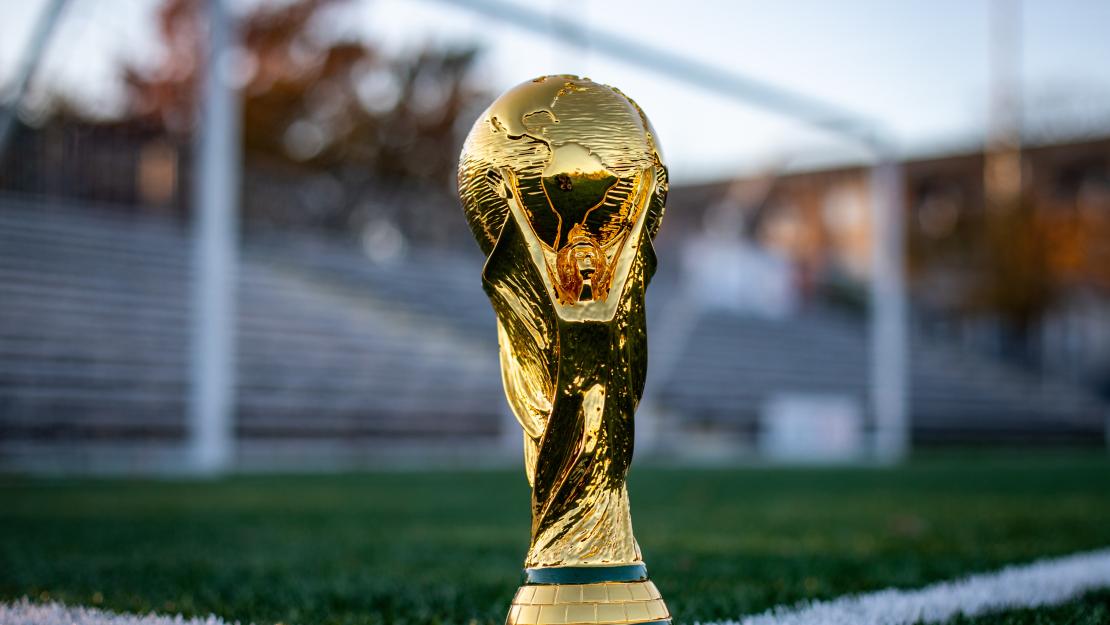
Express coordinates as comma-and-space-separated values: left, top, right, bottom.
458, 76, 670, 625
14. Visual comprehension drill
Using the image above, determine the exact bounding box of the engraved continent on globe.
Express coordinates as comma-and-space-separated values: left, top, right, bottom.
458, 75, 667, 314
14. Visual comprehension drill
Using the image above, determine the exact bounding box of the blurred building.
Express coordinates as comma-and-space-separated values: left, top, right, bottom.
669, 136, 1110, 400
1, 0, 1107, 471
1, 115, 1108, 471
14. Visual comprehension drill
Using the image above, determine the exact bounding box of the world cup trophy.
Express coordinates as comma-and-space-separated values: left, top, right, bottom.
458, 75, 670, 625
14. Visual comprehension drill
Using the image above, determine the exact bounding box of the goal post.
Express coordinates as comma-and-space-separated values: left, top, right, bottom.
188, 0, 241, 474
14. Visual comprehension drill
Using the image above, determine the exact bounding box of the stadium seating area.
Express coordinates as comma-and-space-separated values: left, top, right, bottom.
0, 197, 1105, 471
662, 311, 1107, 446
0, 198, 505, 470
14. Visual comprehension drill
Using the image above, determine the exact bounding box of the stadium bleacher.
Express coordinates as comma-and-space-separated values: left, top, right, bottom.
0, 198, 1105, 471
661, 311, 1107, 446
0, 198, 505, 471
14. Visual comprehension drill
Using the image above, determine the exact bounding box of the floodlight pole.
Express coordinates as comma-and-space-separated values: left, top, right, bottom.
189, 0, 240, 474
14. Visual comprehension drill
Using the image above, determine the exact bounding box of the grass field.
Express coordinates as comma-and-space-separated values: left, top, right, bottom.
2, 451, 1109, 625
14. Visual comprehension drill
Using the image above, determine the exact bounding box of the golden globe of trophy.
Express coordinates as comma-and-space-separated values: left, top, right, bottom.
458, 75, 671, 625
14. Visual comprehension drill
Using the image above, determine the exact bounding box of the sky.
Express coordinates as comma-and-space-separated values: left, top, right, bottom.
2, 0, 1109, 183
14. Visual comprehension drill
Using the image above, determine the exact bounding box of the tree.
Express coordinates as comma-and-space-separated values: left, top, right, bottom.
124, 0, 487, 240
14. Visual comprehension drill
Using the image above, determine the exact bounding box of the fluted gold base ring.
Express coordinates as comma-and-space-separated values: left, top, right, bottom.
506, 567, 670, 625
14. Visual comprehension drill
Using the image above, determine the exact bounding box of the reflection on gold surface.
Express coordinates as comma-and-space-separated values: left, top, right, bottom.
460, 75, 670, 625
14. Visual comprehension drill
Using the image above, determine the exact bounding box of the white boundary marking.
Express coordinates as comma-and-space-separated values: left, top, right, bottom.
1, 549, 1108, 625
709, 548, 1110, 625
0, 600, 236, 625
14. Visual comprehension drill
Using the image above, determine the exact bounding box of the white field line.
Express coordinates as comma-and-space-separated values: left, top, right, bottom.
709, 547, 1110, 625
0, 600, 236, 625
2, 549, 1109, 625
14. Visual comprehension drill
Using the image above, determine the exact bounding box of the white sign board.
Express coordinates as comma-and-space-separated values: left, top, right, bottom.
759, 393, 864, 463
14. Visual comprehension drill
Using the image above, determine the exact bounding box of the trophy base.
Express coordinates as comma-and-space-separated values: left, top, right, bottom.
506, 565, 670, 625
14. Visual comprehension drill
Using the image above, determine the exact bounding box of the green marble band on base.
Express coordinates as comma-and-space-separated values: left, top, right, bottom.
524, 564, 649, 585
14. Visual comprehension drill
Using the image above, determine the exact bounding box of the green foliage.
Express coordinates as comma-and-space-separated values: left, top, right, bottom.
1, 452, 1109, 625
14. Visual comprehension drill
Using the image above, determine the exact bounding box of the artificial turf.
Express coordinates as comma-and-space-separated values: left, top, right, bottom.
1, 451, 1108, 625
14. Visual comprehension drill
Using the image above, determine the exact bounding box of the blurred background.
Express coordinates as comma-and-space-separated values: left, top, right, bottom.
1, 0, 1109, 474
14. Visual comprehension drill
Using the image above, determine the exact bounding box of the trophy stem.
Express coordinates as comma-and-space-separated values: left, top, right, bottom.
506, 565, 671, 625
